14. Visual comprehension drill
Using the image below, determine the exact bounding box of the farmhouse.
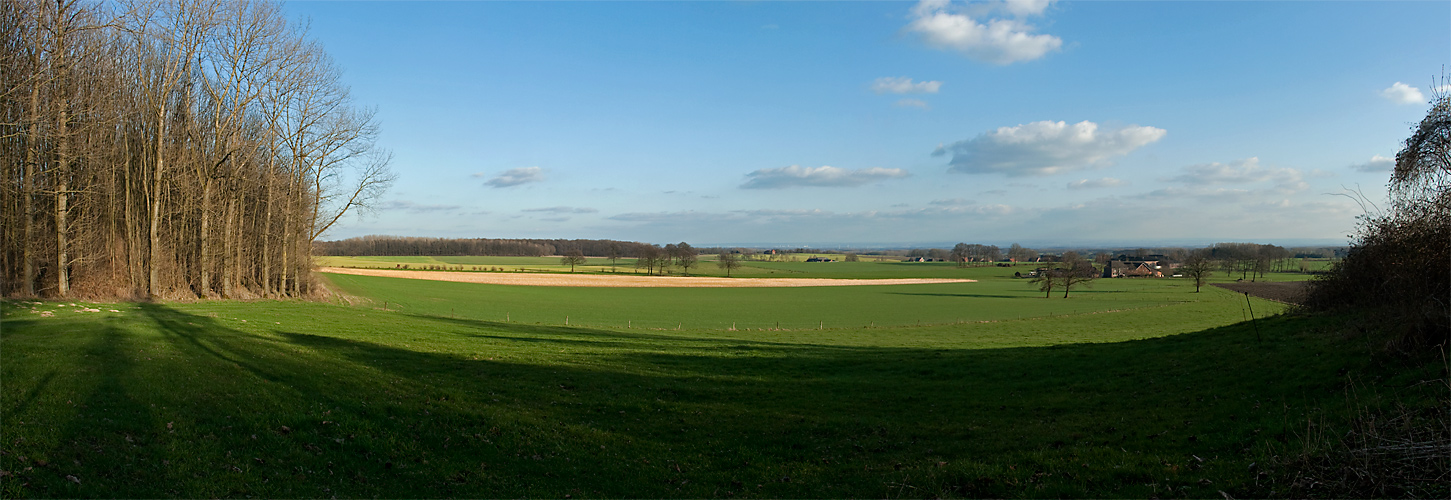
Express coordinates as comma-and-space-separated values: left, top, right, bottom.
1103, 259, 1178, 278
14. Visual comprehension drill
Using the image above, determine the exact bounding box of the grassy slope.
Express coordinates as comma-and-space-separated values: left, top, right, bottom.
2, 290, 1439, 498
320, 264, 1286, 332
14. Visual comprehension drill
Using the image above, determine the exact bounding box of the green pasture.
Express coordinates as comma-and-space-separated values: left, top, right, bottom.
321, 271, 1285, 333
3, 292, 1440, 498
317, 255, 1328, 284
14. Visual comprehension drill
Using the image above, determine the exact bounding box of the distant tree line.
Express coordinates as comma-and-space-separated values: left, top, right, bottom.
2, 0, 391, 299
316, 235, 667, 259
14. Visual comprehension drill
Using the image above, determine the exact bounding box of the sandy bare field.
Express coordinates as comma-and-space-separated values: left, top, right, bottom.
318, 267, 975, 288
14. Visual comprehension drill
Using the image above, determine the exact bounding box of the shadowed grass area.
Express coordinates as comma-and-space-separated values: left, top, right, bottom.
2, 297, 1440, 498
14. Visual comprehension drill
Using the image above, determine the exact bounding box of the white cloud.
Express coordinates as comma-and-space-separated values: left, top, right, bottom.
740, 165, 910, 189
894, 98, 930, 109
940, 120, 1166, 176
1350, 154, 1394, 172
1381, 82, 1424, 104
1002, 0, 1053, 17
479, 167, 544, 188
871, 77, 943, 94
1067, 178, 1125, 190
905, 0, 1062, 64
522, 206, 598, 214
1167, 157, 1306, 192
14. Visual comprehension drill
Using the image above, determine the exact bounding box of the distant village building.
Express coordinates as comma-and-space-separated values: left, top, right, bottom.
1103, 258, 1180, 278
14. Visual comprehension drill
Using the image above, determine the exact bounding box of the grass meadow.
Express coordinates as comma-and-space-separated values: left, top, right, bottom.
3, 260, 1437, 498
317, 254, 1332, 282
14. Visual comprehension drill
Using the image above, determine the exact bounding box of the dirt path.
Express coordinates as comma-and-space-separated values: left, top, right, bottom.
318, 267, 975, 288
1211, 281, 1309, 304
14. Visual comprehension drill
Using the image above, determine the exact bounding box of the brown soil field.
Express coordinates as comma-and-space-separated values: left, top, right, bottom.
1211, 281, 1309, 304
318, 267, 975, 288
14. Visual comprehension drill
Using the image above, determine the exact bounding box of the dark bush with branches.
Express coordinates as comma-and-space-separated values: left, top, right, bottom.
1302, 83, 1451, 351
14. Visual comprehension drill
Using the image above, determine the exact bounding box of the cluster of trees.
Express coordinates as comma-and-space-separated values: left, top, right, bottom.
1, 0, 391, 299
1028, 251, 1097, 298
949, 243, 1002, 266
1304, 84, 1450, 349
1204, 242, 1296, 280
635, 242, 696, 275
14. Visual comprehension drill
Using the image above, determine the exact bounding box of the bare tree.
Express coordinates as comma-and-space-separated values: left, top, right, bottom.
560, 249, 585, 272
716, 252, 740, 277
675, 242, 696, 276
1179, 254, 1215, 293
1030, 268, 1056, 298
1059, 259, 1097, 298
951, 242, 969, 267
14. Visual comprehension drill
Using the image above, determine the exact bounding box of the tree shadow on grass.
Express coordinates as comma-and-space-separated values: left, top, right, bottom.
4, 303, 1371, 499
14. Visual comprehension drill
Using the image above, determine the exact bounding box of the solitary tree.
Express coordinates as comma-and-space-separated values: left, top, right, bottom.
561, 249, 586, 272
1179, 254, 1215, 292
676, 242, 697, 275
606, 243, 621, 272
1059, 260, 1097, 298
844, 253, 859, 262
716, 252, 740, 277
1030, 269, 1057, 298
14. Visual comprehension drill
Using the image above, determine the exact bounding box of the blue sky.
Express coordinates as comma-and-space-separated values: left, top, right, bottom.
287, 0, 1449, 247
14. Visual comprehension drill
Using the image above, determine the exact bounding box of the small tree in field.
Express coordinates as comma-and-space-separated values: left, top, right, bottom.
1060, 260, 1097, 298
677, 244, 698, 276
607, 244, 621, 272
1030, 269, 1056, 298
1179, 254, 1215, 292
561, 250, 586, 272
844, 253, 859, 262
717, 252, 741, 277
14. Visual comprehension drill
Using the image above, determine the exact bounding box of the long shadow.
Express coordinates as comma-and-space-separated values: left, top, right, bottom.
886, 292, 1030, 299
5, 302, 1374, 498
407, 312, 886, 352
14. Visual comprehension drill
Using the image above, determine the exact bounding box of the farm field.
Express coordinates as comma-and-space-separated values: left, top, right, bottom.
317, 254, 1332, 282
320, 269, 1284, 333
5, 260, 1429, 498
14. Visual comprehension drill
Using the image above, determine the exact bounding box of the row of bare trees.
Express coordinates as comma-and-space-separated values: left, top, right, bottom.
315, 236, 662, 260
635, 242, 696, 276
1, 0, 392, 299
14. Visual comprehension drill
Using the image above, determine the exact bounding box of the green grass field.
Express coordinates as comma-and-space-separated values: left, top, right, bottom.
320, 269, 1285, 334
318, 254, 1331, 282
3, 259, 1436, 498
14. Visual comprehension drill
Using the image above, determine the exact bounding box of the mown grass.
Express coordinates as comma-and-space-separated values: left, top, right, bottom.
2, 284, 1440, 497
317, 254, 1329, 284
320, 266, 1285, 332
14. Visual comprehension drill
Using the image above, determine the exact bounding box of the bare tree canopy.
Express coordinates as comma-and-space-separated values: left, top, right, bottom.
0, 0, 392, 299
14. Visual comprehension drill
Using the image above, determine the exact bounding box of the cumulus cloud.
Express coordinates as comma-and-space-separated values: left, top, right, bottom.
1067, 177, 1125, 190
378, 200, 461, 213
894, 98, 930, 109
740, 165, 910, 189
1381, 82, 1424, 104
905, 0, 1062, 64
479, 167, 544, 188
929, 198, 975, 206
1167, 157, 1306, 192
939, 120, 1166, 176
1350, 154, 1394, 172
522, 206, 598, 214
871, 77, 943, 94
